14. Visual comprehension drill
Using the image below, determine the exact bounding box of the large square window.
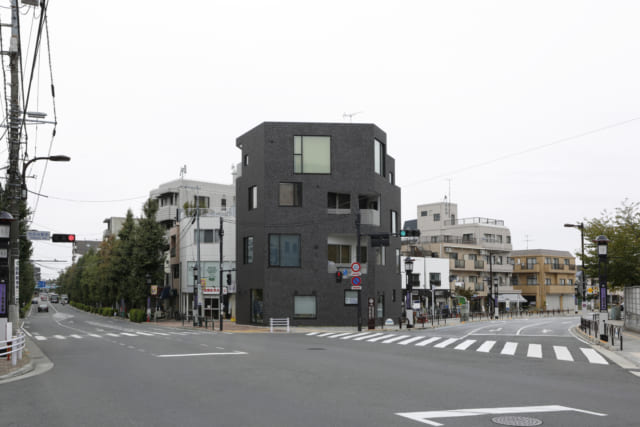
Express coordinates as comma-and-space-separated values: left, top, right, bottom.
294, 136, 331, 174
328, 244, 351, 264
269, 234, 301, 267
328, 192, 351, 209
279, 182, 302, 207
294, 296, 316, 318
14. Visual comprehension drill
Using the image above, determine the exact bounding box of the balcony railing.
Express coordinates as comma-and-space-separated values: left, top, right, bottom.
454, 259, 466, 268
474, 260, 485, 269
425, 235, 477, 245
444, 217, 505, 226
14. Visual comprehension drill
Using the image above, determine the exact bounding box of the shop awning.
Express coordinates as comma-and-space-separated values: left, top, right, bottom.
498, 294, 527, 303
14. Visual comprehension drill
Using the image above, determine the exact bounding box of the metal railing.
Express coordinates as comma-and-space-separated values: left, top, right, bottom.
269, 318, 290, 333
0, 331, 26, 367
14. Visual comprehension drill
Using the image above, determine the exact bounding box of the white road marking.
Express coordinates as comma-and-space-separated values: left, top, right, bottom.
120, 332, 137, 337
476, 340, 496, 353
527, 344, 542, 358
580, 348, 608, 365
500, 342, 518, 355
155, 351, 248, 358
553, 345, 574, 361
367, 334, 396, 342
382, 335, 411, 344
306, 332, 320, 336
454, 339, 476, 350
631, 371, 640, 378
434, 338, 458, 348
396, 405, 607, 426
70, 334, 83, 339
399, 336, 427, 346
340, 332, 370, 340
415, 337, 441, 347
105, 333, 120, 337
327, 332, 351, 339
135, 332, 153, 336
317, 332, 336, 337
354, 333, 383, 341
34, 335, 46, 341
88, 334, 101, 338
53, 335, 66, 340
153, 332, 170, 336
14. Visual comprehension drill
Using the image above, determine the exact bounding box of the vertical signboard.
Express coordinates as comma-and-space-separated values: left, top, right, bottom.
14, 259, 19, 305
0, 282, 6, 316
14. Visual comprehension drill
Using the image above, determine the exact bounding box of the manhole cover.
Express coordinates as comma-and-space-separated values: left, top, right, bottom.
491, 416, 543, 426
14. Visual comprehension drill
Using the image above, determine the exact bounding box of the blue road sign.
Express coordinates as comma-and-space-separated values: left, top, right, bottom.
37, 281, 46, 288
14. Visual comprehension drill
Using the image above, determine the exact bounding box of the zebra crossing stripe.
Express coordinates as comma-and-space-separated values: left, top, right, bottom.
340, 332, 370, 340
434, 338, 458, 348
354, 333, 384, 341
106, 333, 120, 337
527, 344, 543, 358
399, 336, 427, 346
317, 332, 336, 337
120, 333, 137, 337
327, 333, 352, 339
476, 340, 496, 353
501, 342, 518, 355
367, 334, 396, 342
135, 332, 154, 336
383, 335, 411, 344
454, 339, 476, 350
34, 335, 46, 341
580, 348, 608, 365
554, 346, 574, 362
88, 334, 101, 338
70, 334, 83, 339
306, 332, 320, 336
415, 337, 441, 347
153, 332, 170, 336
53, 335, 66, 340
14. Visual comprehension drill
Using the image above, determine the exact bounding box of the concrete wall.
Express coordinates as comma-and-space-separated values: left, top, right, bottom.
624, 286, 640, 333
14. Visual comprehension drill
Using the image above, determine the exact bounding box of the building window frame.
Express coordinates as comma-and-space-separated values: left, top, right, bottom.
248, 186, 258, 210
374, 138, 385, 176
269, 234, 301, 267
294, 295, 317, 319
294, 135, 331, 174
243, 236, 254, 264
279, 182, 302, 207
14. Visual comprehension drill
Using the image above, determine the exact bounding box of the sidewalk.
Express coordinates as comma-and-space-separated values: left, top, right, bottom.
574, 317, 640, 371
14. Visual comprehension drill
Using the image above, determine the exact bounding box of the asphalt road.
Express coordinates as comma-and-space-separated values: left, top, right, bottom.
1, 303, 638, 427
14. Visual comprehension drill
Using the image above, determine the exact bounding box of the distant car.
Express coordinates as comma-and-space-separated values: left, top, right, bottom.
40, 295, 48, 301
37, 303, 48, 313
50, 294, 59, 303
32, 297, 38, 304
60, 295, 68, 304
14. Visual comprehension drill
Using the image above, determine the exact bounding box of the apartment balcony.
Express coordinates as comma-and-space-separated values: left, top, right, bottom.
360, 209, 380, 226
474, 260, 485, 270
453, 259, 466, 269
444, 217, 505, 227
486, 263, 513, 274
423, 235, 477, 245
545, 264, 566, 272
546, 285, 575, 295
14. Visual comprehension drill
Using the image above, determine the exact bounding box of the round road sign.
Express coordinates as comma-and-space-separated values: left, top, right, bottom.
351, 262, 361, 273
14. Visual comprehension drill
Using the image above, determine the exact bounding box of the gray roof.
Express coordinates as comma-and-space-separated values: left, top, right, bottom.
509, 249, 573, 257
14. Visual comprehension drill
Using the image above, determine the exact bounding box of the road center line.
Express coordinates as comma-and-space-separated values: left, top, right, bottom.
155, 351, 248, 358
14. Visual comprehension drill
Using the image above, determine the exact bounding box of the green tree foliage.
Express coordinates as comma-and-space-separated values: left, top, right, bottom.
581, 200, 640, 288
56, 200, 167, 312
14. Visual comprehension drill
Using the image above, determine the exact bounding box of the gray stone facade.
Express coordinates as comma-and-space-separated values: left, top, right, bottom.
235, 122, 402, 326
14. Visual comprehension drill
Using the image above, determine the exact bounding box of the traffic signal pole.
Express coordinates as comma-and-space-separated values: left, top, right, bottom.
356, 211, 362, 331
219, 216, 224, 331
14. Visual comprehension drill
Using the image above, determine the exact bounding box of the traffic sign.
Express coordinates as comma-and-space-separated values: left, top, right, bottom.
27, 230, 50, 241
351, 276, 361, 286
351, 262, 361, 273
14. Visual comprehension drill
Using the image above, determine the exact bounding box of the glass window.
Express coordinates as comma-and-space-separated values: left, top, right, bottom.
391, 210, 398, 235
221, 198, 227, 211
344, 291, 358, 305
269, 234, 301, 267
244, 154, 249, 166
328, 192, 350, 209
421, 210, 428, 217
243, 236, 254, 264
388, 172, 394, 184
328, 244, 351, 264
358, 246, 368, 263
194, 229, 218, 244
433, 213, 440, 222
248, 186, 258, 210
376, 246, 386, 265
430, 273, 441, 287
374, 138, 385, 175
294, 296, 316, 318
194, 196, 210, 208
279, 182, 302, 207
545, 278, 551, 285
294, 136, 330, 174
396, 249, 400, 274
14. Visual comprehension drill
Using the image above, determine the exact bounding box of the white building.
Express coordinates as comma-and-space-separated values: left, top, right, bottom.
401, 256, 450, 315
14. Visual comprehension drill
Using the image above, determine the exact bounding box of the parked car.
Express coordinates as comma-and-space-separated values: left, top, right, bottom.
40, 295, 48, 301
60, 295, 69, 304
37, 302, 49, 312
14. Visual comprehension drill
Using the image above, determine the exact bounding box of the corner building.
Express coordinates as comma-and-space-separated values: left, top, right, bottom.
235, 122, 402, 326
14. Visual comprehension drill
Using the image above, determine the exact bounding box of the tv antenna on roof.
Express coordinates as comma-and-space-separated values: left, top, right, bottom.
180, 165, 187, 179
343, 111, 363, 123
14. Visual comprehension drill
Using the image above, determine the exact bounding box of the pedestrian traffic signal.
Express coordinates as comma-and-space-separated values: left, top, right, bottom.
51, 234, 76, 243
336, 271, 343, 283
399, 229, 420, 237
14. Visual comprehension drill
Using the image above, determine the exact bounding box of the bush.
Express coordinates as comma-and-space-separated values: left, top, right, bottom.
129, 308, 146, 323
101, 307, 113, 316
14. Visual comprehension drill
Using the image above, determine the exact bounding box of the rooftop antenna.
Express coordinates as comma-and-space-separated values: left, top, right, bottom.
343, 111, 363, 123
180, 165, 187, 179
524, 235, 534, 250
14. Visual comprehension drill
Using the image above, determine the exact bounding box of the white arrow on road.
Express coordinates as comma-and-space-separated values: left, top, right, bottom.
489, 328, 503, 332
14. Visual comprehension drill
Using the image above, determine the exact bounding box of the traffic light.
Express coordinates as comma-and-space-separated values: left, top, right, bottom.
51, 234, 76, 243
336, 271, 343, 283
399, 229, 420, 237
226, 273, 232, 286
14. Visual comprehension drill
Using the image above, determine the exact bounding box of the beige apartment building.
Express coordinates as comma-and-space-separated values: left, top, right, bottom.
509, 249, 576, 311
403, 201, 523, 313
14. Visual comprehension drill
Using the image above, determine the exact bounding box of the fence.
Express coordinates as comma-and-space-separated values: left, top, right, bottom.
624, 286, 640, 333
269, 318, 290, 333
0, 330, 26, 367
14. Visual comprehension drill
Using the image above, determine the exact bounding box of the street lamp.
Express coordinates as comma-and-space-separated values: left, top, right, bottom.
595, 235, 609, 314
21, 155, 71, 199
404, 257, 414, 328
146, 273, 151, 322
564, 223, 586, 311
193, 264, 199, 326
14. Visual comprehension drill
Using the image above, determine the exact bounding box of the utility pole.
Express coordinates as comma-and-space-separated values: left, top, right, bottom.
194, 201, 202, 327
356, 210, 362, 331
218, 216, 223, 331
6, 0, 21, 324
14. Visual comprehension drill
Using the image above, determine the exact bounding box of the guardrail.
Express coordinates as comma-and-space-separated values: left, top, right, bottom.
0, 331, 26, 366
602, 320, 623, 351
269, 318, 290, 333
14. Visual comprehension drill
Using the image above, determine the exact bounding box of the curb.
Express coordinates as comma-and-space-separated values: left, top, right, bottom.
572, 326, 640, 370
0, 337, 53, 384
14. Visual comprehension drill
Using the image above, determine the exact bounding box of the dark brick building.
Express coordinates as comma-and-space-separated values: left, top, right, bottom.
235, 122, 401, 326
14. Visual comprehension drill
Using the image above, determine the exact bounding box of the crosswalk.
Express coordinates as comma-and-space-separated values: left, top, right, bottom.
31, 330, 203, 342
305, 331, 610, 365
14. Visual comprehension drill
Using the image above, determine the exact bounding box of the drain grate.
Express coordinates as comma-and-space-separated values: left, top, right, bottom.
491, 416, 543, 426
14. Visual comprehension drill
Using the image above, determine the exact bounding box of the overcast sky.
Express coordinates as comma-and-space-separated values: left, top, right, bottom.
7, 1, 639, 279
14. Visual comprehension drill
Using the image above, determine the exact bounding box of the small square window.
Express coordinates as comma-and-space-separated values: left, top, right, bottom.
279, 182, 302, 207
